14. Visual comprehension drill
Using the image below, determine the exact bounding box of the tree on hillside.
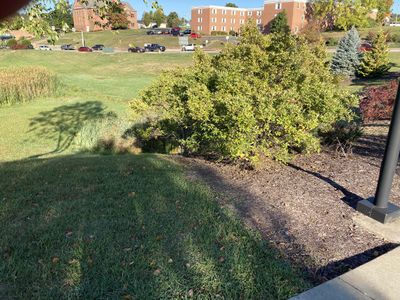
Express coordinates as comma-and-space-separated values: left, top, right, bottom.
142, 11, 153, 27
167, 11, 180, 28
226, 3, 238, 7
377, 0, 393, 23
269, 11, 290, 34
357, 30, 391, 78
310, 0, 386, 30
331, 27, 361, 76
0, 0, 159, 42
107, 4, 129, 30
153, 8, 165, 27
47, 1, 73, 31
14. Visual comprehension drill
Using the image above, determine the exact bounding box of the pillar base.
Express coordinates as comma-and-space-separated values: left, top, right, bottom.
357, 198, 400, 224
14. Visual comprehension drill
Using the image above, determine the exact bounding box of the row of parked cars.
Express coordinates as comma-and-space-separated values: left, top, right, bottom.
147, 28, 202, 39
60, 44, 105, 52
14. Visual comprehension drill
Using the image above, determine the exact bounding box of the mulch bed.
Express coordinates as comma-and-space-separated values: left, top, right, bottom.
177, 121, 400, 285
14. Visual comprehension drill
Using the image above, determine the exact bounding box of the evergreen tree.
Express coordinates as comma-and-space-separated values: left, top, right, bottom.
331, 27, 361, 76
357, 30, 391, 78
269, 12, 290, 34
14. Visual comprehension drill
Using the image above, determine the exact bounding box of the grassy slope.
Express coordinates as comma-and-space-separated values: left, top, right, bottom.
0, 51, 193, 161
0, 50, 310, 298
322, 26, 400, 47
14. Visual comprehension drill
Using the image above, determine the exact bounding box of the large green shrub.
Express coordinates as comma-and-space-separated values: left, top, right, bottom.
131, 21, 357, 164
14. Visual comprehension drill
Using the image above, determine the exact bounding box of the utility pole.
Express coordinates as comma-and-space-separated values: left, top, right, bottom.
81, 31, 85, 47
357, 82, 400, 224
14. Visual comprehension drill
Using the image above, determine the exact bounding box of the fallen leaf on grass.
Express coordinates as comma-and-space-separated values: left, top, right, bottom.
65, 231, 73, 237
52, 257, 60, 264
188, 289, 194, 297
153, 269, 161, 276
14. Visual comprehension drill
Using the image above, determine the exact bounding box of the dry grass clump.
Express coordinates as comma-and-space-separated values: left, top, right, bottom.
0, 66, 58, 105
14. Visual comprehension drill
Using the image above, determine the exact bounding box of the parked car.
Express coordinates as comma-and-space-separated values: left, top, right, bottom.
359, 42, 372, 52
78, 46, 93, 52
128, 46, 145, 53
147, 30, 156, 35
171, 27, 181, 36
181, 44, 196, 51
0, 34, 15, 41
61, 44, 75, 51
39, 45, 52, 51
92, 44, 105, 51
182, 29, 192, 35
144, 43, 166, 52
190, 32, 202, 39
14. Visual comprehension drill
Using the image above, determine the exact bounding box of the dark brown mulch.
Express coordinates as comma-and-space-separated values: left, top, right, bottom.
177, 121, 400, 285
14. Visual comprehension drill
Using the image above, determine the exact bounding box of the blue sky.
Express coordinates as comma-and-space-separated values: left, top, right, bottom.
125, 0, 400, 19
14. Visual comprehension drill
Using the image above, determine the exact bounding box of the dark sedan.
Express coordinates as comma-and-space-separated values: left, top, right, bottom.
128, 46, 145, 53
78, 46, 93, 52
92, 44, 105, 51
144, 44, 166, 52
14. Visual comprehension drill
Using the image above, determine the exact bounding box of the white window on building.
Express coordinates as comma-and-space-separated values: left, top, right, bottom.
232, 11, 236, 16
212, 8, 217, 14
198, 25, 202, 31
276, 3, 282, 10
197, 17, 202, 23
221, 26, 226, 31
302, 15, 305, 21
240, 11, 244, 16
222, 9, 227, 15
294, 26, 299, 33
211, 25, 217, 31
257, 11, 262, 16
231, 19, 236, 24
248, 11, 252, 16
240, 19, 244, 24
197, 9, 203, 14
221, 18, 226, 23
212, 17, 216, 23
257, 19, 262, 24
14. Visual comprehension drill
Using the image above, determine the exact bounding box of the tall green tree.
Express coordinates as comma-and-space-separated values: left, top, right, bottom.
142, 11, 153, 27
311, 0, 386, 30
46, 1, 73, 31
226, 3, 238, 7
166, 11, 180, 28
357, 30, 391, 78
153, 8, 165, 27
331, 27, 361, 76
269, 11, 290, 34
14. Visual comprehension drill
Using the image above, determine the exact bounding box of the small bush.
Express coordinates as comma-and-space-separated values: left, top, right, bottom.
357, 30, 390, 78
19, 38, 32, 47
0, 66, 58, 105
211, 31, 228, 36
6, 39, 17, 48
360, 80, 399, 121
75, 116, 140, 154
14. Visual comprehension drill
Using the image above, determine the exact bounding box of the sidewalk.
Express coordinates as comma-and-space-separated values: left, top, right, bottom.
291, 246, 400, 300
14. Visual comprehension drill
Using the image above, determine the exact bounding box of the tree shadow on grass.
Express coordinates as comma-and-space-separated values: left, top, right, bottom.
0, 154, 309, 299
27, 101, 114, 159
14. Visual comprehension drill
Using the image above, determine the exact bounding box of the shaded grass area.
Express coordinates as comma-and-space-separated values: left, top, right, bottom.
0, 154, 309, 299
0, 51, 194, 161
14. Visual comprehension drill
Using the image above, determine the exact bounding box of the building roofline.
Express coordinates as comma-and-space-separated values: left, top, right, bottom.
264, 0, 311, 4
192, 5, 263, 11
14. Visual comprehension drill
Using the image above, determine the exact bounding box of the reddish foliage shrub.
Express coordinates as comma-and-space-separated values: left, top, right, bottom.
10, 44, 30, 50
360, 80, 399, 121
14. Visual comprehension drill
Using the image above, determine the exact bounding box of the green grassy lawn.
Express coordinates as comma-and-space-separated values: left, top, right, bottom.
0, 51, 310, 298
46, 29, 233, 50
321, 26, 400, 41
0, 51, 193, 161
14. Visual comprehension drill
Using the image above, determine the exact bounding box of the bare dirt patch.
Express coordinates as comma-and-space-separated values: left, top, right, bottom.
177, 121, 399, 284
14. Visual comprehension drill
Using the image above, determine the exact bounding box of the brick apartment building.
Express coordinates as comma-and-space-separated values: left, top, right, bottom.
73, 0, 138, 32
191, 0, 310, 34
